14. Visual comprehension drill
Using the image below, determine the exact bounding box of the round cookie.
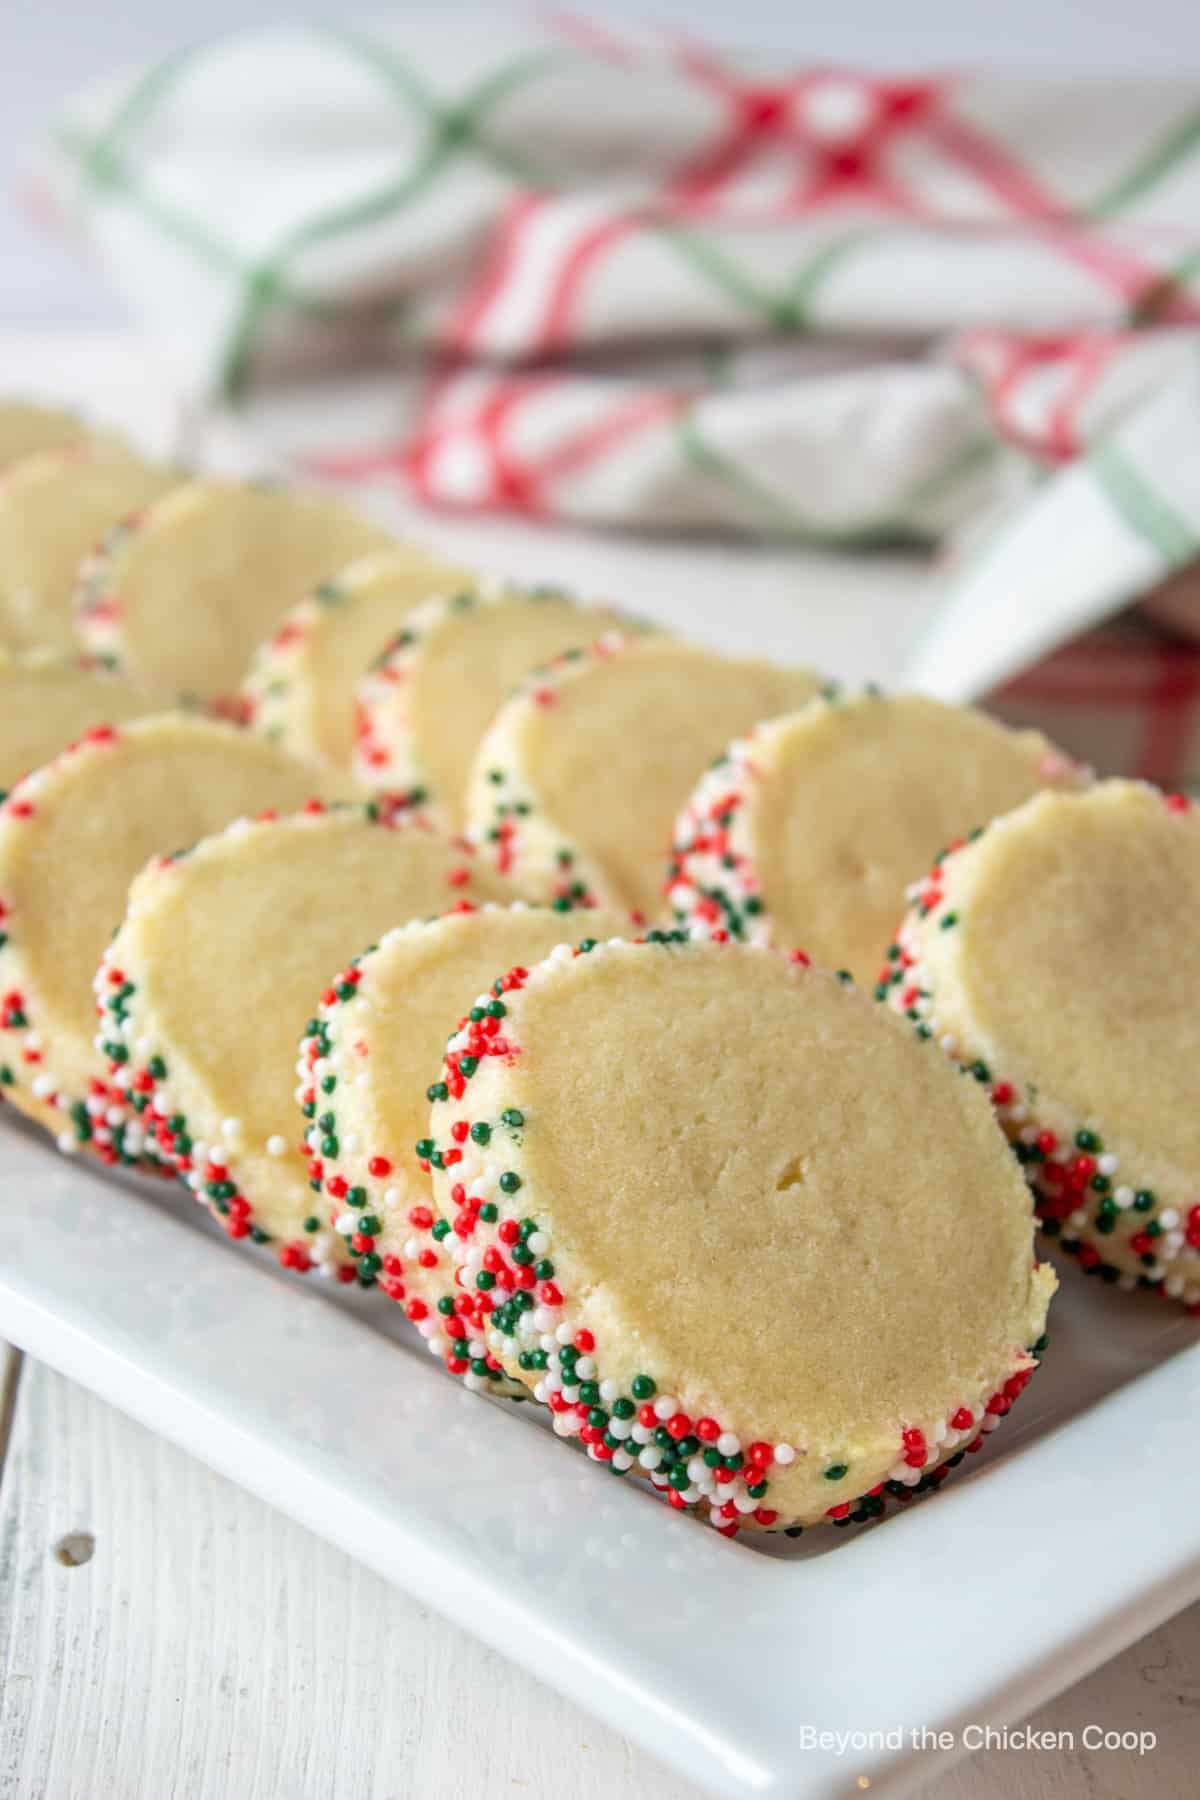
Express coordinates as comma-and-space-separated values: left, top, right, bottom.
302, 902, 629, 1302
72, 479, 394, 706
0, 651, 163, 798
416, 934, 1054, 1532
668, 689, 1088, 986
0, 400, 97, 470
466, 636, 821, 918
0, 714, 345, 1159
0, 443, 175, 654
241, 544, 474, 770
97, 810, 517, 1269
353, 585, 645, 828
886, 780, 1200, 1309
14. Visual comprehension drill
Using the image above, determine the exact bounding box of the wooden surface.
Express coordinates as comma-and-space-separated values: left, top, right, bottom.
1, 1344, 1196, 1800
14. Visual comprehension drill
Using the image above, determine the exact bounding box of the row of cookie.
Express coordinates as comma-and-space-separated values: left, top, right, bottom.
0, 704, 1056, 1535
30, 734, 1057, 1534
0, 409, 823, 923
5, 642, 1193, 1325
7, 707, 1192, 1525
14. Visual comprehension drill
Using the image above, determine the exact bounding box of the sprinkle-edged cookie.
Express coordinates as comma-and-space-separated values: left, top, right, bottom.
72, 479, 394, 706
887, 780, 1200, 1309
353, 583, 644, 828
0, 650, 164, 797
0, 714, 345, 1159
669, 689, 1087, 985
300, 902, 629, 1301
0, 443, 175, 654
241, 544, 473, 770
466, 636, 820, 918
414, 934, 1054, 1532
97, 808, 517, 1269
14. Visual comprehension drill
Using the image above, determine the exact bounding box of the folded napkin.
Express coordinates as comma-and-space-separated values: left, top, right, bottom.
30, 14, 1200, 684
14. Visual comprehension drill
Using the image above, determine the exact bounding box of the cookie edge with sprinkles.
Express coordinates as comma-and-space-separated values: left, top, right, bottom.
883, 780, 1200, 1309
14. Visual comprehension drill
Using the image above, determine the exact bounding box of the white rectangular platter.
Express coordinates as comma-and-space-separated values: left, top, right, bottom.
0, 335, 1198, 1798
2, 1111, 1198, 1800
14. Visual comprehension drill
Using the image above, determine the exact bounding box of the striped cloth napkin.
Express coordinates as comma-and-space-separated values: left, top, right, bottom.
27, 12, 1200, 697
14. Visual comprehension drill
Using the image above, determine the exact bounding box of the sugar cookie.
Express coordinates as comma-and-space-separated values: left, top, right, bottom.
416, 934, 1053, 1531
0, 444, 175, 653
302, 902, 628, 1301
466, 636, 820, 917
241, 544, 473, 770
0, 651, 163, 797
0, 714, 344, 1159
887, 780, 1200, 1309
98, 809, 517, 1268
73, 479, 393, 705
0, 400, 96, 470
354, 585, 644, 828
669, 689, 1087, 985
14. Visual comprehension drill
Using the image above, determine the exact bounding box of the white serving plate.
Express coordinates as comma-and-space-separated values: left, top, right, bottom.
2, 1109, 1198, 1800
1, 336, 1197, 1797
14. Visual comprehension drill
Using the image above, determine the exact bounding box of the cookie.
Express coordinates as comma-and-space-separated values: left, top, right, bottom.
886, 780, 1200, 1309
97, 809, 517, 1269
415, 933, 1054, 1532
241, 544, 473, 770
0, 714, 345, 1159
0, 400, 96, 470
354, 585, 644, 829
0, 443, 175, 654
0, 651, 163, 798
72, 479, 394, 705
301, 902, 629, 1303
668, 689, 1087, 986
466, 636, 820, 917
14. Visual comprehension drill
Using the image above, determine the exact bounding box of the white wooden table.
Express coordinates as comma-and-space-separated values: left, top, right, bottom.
2, 1340, 1197, 1799
0, 334, 1197, 1799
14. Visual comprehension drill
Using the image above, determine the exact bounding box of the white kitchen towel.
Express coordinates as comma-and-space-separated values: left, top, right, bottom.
27, 13, 1200, 678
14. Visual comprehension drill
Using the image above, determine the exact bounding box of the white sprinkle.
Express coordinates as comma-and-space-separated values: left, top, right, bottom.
654, 1395, 679, 1421
266, 1134, 287, 1157
1097, 1153, 1118, 1176
638, 1446, 663, 1471
773, 1443, 796, 1465
717, 1432, 741, 1457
